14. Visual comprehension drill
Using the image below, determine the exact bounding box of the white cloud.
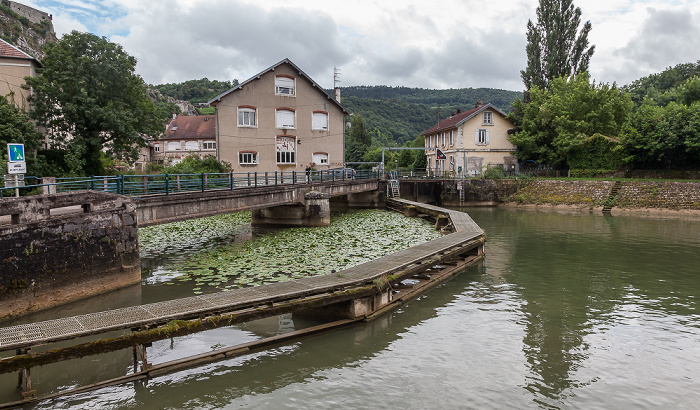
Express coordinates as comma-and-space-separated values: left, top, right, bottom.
25, 0, 700, 90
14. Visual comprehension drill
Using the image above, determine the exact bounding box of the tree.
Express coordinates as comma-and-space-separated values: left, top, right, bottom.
0, 97, 44, 174
508, 73, 633, 167
26, 31, 162, 175
521, 0, 595, 90
345, 114, 371, 164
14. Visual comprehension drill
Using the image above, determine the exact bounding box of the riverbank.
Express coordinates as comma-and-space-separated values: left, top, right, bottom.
437, 179, 700, 215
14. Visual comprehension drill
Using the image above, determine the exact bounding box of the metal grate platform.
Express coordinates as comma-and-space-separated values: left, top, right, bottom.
0, 203, 484, 351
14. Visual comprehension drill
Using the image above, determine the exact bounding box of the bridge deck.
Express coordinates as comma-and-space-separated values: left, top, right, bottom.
0, 201, 482, 351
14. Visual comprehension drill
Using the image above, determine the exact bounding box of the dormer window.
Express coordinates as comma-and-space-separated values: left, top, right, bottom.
275, 76, 295, 96
483, 111, 493, 125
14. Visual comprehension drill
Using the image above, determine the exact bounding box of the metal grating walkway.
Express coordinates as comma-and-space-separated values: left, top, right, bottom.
0, 203, 483, 351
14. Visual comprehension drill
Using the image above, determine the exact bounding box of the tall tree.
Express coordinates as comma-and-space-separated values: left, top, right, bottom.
26, 31, 162, 175
521, 0, 595, 90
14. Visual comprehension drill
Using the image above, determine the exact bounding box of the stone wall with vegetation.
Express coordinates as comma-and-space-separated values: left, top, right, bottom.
508, 180, 614, 207
616, 181, 700, 210
505, 179, 700, 211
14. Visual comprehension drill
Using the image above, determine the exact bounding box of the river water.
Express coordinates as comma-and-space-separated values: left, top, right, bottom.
4, 207, 700, 409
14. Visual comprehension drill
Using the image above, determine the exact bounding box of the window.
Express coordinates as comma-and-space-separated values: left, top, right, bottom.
312, 111, 329, 130
441, 132, 446, 147
185, 141, 198, 151
167, 141, 181, 151
313, 152, 328, 165
475, 129, 490, 145
483, 111, 493, 125
203, 142, 216, 150
449, 155, 455, 171
276, 109, 295, 129
239, 152, 258, 165
276, 136, 296, 164
275, 76, 295, 96
449, 130, 454, 146
238, 106, 256, 127
153, 144, 160, 153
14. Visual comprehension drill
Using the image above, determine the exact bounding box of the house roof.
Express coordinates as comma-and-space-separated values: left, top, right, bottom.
0, 38, 41, 66
207, 58, 349, 115
421, 103, 508, 136
163, 114, 216, 140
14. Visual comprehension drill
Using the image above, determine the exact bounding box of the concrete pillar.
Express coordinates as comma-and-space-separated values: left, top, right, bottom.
347, 190, 383, 208
41, 177, 56, 195
293, 289, 392, 321
252, 191, 331, 227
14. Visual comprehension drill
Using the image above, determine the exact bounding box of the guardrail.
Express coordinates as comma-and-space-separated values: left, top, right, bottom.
0, 169, 379, 199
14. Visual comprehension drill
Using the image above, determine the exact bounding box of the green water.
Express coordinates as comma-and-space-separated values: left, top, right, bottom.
3, 207, 700, 409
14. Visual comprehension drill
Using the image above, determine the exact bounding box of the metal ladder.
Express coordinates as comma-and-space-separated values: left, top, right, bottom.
388, 171, 400, 198
459, 179, 465, 206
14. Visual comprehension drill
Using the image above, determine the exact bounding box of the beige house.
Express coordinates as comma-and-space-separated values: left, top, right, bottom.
148, 114, 217, 166
421, 103, 517, 176
0, 38, 41, 110
208, 58, 348, 173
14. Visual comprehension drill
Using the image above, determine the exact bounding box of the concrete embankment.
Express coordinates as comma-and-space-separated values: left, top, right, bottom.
434, 179, 700, 214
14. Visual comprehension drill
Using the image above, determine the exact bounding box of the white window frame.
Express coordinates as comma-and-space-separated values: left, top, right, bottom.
476, 129, 490, 145
203, 142, 216, 150
238, 107, 257, 127
313, 152, 329, 165
275, 76, 295, 96
153, 144, 160, 153
441, 132, 446, 147
239, 152, 258, 165
167, 141, 181, 151
276, 136, 296, 164
312, 112, 329, 130
483, 111, 493, 125
185, 141, 199, 151
276, 109, 296, 129
449, 130, 454, 146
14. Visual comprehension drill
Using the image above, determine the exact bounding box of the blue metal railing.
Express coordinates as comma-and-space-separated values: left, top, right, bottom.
0, 168, 380, 199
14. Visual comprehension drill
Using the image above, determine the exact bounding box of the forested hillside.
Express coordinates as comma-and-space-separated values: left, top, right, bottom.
152, 78, 238, 104
337, 85, 521, 144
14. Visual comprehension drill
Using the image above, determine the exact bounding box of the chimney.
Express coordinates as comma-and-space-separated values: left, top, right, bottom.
456, 108, 461, 114
475, 100, 483, 108
334, 87, 341, 103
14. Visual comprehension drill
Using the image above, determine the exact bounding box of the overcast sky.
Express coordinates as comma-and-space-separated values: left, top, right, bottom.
24, 0, 700, 92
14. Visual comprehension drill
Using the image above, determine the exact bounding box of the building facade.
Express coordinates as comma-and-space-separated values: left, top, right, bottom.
208, 59, 348, 174
149, 114, 217, 166
422, 103, 517, 176
0, 38, 41, 110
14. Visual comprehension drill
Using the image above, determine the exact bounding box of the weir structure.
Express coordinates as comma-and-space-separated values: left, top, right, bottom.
0, 178, 380, 319
0, 199, 484, 408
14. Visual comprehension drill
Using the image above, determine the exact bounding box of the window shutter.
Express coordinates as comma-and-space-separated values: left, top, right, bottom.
474, 129, 479, 144
485, 130, 490, 145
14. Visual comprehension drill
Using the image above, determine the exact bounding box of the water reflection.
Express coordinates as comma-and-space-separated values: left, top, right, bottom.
465, 207, 700, 407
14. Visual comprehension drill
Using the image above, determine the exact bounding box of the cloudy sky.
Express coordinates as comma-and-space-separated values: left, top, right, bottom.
23, 0, 700, 91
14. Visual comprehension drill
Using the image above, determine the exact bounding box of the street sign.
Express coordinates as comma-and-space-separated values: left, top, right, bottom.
7, 161, 26, 174
457, 181, 463, 190
7, 143, 25, 162
436, 149, 446, 160
4, 173, 24, 187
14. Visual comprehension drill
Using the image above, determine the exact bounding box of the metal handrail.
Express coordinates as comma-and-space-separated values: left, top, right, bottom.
0, 169, 381, 199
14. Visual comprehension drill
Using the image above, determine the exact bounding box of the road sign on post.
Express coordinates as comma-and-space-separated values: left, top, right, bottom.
7, 162, 26, 174
7, 143, 25, 162
436, 149, 446, 160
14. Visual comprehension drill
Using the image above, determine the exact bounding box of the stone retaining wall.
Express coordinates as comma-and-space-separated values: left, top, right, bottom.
507, 179, 700, 211
616, 181, 700, 210
0, 191, 141, 319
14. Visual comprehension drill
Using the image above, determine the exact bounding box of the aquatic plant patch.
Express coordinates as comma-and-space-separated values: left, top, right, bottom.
139, 210, 442, 294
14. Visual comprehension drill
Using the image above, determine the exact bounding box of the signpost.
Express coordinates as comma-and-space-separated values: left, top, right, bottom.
6, 143, 26, 197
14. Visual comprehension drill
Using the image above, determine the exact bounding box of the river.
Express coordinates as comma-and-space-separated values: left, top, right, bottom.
3, 207, 700, 409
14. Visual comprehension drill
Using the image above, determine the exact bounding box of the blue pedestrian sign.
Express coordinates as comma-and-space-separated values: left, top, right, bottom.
7, 143, 25, 162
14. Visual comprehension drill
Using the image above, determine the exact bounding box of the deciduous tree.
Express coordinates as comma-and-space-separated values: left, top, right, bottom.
26, 31, 162, 175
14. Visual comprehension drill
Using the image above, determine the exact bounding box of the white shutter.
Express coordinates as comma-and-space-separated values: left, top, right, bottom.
474, 129, 479, 144
312, 113, 328, 130
276, 110, 295, 128
485, 129, 490, 145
